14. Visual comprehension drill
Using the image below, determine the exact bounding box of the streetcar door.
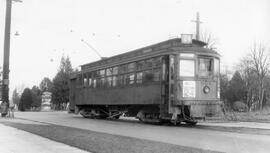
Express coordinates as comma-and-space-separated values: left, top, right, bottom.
160, 56, 169, 117
160, 55, 177, 117
168, 55, 177, 114
69, 77, 76, 112
74, 73, 84, 113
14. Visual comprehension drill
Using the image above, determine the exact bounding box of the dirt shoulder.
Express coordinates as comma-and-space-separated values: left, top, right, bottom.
205, 110, 270, 123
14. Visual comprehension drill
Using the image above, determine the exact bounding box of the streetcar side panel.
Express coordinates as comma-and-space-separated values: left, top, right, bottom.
76, 84, 161, 105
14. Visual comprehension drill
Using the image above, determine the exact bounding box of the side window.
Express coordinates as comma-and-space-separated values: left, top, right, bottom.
111, 67, 118, 88
153, 57, 161, 67
107, 76, 112, 87
96, 78, 101, 88
106, 68, 113, 88
127, 63, 135, 72
143, 70, 154, 83
137, 61, 144, 71
144, 59, 153, 69
119, 65, 127, 74
113, 67, 118, 75
92, 71, 96, 78
136, 57, 162, 84
93, 78, 97, 88
101, 77, 106, 88
127, 73, 135, 84
83, 74, 88, 86
117, 75, 127, 86
116, 75, 122, 86
122, 75, 127, 85
153, 68, 161, 81
96, 69, 105, 88
106, 68, 113, 76
100, 69, 105, 77
88, 73, 92, 87
92, 71, 97, 88
112, 76, 117, 87
136, 72, 143, 83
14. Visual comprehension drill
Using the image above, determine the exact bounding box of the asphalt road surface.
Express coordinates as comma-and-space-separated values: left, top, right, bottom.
5, 111, 270, 153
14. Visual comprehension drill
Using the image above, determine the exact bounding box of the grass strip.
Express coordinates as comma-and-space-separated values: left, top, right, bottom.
1, 121, 222, 153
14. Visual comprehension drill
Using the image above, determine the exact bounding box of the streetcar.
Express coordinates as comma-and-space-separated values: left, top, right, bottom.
69, 34, 222, 125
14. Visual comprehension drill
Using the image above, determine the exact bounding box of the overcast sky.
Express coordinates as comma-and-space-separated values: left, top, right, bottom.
0, 0, 270, 94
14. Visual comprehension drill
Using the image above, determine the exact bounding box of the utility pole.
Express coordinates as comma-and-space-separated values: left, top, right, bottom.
191, 12, 202, 40
1, 0, 12, 116
1, 0, 21, 116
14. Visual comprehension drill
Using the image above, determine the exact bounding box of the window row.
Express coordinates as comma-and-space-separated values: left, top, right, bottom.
81, 69, 161, 88
85, 57, 162, 78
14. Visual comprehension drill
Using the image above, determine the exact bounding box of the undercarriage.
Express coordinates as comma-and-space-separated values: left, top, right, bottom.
77, 105, 197, 125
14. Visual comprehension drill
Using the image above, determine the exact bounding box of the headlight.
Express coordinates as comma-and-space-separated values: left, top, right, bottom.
203, 86, 210, 94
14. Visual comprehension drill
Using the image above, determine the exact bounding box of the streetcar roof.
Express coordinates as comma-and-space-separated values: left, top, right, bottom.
81, 38, 219, 70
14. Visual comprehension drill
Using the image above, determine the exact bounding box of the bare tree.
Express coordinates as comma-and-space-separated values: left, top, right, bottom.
237, 42, 269, 111
238, 58, 258, 111
248, 43, 269, 111
200, 30, 219, 50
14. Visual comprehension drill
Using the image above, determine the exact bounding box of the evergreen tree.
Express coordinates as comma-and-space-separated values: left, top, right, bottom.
18, 88, 33, 111
52, 55, 73, 110
39, 77, 53, 92
31, 86, 42, 110
227, 71, 246, 108
220, 73, 229, 107
11, 89, 20, 108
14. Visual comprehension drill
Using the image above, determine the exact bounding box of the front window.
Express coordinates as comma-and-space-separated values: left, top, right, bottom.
179, 60, 195, 77
198, 57, 213, 77
214, 58, 220, 75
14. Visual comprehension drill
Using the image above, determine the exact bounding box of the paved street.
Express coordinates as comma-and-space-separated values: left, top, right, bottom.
1, 111, 270, 153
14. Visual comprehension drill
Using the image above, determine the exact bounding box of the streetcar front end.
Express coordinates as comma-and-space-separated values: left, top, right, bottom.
169, 49, 223, 123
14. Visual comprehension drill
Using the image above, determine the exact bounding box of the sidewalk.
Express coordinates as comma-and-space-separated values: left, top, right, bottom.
199, 121, 270, 130
0, 123, 89, 153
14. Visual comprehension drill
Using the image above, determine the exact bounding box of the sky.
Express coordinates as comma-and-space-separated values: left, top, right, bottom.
0, 0, 270, 94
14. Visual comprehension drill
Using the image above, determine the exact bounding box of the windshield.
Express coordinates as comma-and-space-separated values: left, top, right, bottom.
198, 57, 213, 77
179, 60, 195, 77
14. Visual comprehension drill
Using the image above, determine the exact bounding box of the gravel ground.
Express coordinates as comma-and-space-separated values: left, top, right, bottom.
1, 121, 221, 153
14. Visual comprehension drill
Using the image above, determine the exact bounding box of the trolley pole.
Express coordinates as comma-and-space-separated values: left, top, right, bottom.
1, 0, 12, 116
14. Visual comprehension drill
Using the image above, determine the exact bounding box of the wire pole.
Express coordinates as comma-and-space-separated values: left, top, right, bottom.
1, 0, 21, 116
191, 12, 202, 40
1, 0, 12, 116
